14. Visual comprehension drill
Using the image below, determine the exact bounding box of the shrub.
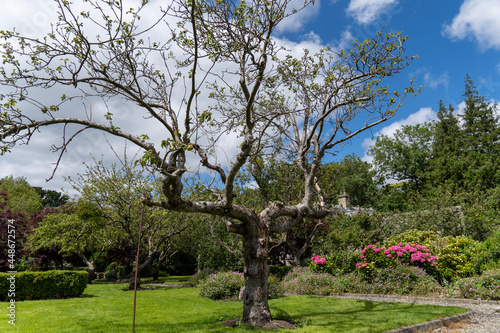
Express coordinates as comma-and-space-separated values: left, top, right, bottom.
437, 236, 479, 282
269, 265, 293, 280
309, 251, 359, 276
282, 267, 334, 296
368, 265, 442, 296
453, 269, 500, 300
473, 228, 500, 274
199, 271, 244, 300
357, 243, 439, 281
0, 270, 87, 301
267, 275, 285, 299
187, 267, 217, 287
385, 229, 446, 254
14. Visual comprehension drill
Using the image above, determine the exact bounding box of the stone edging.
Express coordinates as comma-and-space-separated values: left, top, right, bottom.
382, 311, 474, 333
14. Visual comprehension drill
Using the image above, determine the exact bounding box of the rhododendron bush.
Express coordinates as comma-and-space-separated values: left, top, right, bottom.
356, 243, 439, 280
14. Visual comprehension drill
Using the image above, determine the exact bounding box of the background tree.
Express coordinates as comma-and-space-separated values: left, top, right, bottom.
459, 75, 500, 190
28, 201, 112, 283
319, 154, 380, 207
425, 101, 462, 188
0, 0, 417, 325
0, 176, 43, 214
33, 187, 70, 208
70, 158, 188, 289
368, 123, 434, 188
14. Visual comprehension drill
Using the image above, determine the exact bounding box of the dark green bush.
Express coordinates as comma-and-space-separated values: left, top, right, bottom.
474, 228, 500, 274
0, 270, 87, 301
269, 265, 293, 280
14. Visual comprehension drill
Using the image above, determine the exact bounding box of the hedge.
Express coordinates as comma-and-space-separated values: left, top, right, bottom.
0, 270, 88, 301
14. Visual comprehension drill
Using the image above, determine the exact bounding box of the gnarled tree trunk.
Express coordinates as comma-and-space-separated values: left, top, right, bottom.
240, 219, 272, 325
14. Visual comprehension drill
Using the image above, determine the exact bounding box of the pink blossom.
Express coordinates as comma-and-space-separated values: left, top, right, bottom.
361, 250, 366, 254
398, 243, 403, 246
374, 248, 380, 253
360, 255, 365, 260
356, 263, 361, 268
384, 249, 390, 255
367, 245, 373, 249
387, 254, 392, 258
317, 258, 326, 265
397, 252, 403, 257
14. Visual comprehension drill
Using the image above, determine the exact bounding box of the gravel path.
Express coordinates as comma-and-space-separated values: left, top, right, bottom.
332, 294, 500, 333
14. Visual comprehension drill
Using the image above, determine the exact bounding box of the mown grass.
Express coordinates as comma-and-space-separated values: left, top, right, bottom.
0, 282, 468, 333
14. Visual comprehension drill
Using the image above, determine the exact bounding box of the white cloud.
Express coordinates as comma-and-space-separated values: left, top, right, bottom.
424, 72, 450, 89
443, 0, 500, 50
346, 0, 398, 25
361, 107, 437, 162
276, 0, 322, 34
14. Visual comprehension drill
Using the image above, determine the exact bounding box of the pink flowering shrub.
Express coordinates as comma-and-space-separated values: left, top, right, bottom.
309, 255, 331, 274
357, 243, 439, 280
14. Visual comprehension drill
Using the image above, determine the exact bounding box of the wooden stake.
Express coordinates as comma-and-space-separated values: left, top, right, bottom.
132, 205, 144, 332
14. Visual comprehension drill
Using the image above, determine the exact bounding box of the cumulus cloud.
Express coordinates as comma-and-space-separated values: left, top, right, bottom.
443, 0, 500, 50
424, 72, 450, 90
361, 107, 437, 162
346, 0, 399, 25
275, 0, 322, 34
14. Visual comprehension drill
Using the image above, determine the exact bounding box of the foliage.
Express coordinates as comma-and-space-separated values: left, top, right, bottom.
369, 123, 434, 187
282, 267, 334, 296
105, 262, 132, 280
267, 275, 285, 299
453, 269, 500, 300
319, 154, 380, 207
357, 243, 439, 281
437, 236, 480, 282
0, 270, 87, 301
309, 251, 359, 276
320, 212, 389, 252
269, 265, 294, 280
385, 229, 446, 254
0, 176, 43, 214
33, 187, 70, 208
473, 228, 500, 274
281, 266, 442, 297
187, 267, 217, 287
361, 265, 442, 296
199, 271, 244, 300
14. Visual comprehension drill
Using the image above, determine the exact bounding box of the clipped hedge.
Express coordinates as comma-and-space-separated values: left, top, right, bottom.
0, 270, 87, 301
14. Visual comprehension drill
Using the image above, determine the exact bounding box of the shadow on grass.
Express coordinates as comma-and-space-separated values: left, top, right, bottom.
270, 298, 466, 332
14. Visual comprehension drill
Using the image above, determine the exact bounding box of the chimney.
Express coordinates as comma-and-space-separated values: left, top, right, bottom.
338, 190, 350, 209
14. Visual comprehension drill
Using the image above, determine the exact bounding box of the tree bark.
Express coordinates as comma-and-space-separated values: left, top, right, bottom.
86, 261, 95, 285
128, 256, 153, 290
240, 219, 272, 325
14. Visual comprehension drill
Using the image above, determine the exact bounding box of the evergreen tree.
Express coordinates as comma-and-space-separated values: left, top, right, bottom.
427, 101, 462, 187
460, 75, 500, 190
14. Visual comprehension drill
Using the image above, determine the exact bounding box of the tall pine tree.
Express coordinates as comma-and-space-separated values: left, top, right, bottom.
460, 75, 500, 190
427, 100, 462, 187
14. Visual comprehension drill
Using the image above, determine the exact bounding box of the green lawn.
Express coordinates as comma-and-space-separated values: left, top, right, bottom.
0, 283, 468, 332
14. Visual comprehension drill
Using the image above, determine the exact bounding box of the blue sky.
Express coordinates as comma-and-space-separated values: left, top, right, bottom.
1, 0, 499, 194
278, 0, 500, 162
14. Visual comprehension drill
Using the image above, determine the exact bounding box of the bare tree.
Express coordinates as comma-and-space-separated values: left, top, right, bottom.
0, 0, 418, 326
